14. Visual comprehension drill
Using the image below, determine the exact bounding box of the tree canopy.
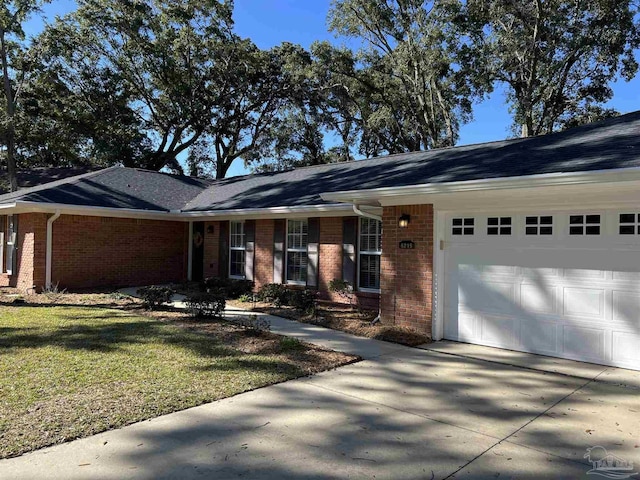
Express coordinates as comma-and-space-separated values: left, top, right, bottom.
1, 0, 638, 183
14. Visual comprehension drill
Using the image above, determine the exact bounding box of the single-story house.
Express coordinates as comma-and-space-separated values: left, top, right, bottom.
1, 112, 640, 371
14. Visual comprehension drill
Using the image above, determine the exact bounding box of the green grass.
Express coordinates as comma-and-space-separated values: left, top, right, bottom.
0, 305, 319, 458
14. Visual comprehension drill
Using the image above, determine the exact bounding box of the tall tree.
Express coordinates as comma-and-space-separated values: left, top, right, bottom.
465, 0, 640, 136
0, 0, 49, 192
327, 0, 489, 156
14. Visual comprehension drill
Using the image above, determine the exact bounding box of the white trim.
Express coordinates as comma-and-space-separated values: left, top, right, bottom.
353, 204, 382, 222
45, 210, 61, 289
433, 210, 446, 341
187, 221, 194, 282
175, 204, 355, 219
320, 167, 640, 203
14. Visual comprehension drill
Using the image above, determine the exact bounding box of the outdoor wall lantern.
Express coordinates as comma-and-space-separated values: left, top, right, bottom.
398, 213, 411, 228
207, 225, 215, 234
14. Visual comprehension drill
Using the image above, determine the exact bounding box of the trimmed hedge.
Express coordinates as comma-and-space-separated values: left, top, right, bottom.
137, 286, 174, 310
201, 277, 254, 299
185, 292, 226, 318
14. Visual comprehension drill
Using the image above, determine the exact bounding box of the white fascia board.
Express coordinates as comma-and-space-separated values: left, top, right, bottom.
319, 167, 640, 203
8, 201, 358, 221
0, 203, 17, 211
13, 201, 185, 221
176, 203, 356, 220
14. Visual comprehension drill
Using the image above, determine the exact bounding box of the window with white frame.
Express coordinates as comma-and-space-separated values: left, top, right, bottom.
569, 214, 600, 235
452, 217, 474, 236
359, 217, 382, 291
487, 217, 512, 236
286, 219, 308, 284
229, 221, 246, 278
619, 213, 640, 235
5, 215, 15, 275
525, 215, 553, 235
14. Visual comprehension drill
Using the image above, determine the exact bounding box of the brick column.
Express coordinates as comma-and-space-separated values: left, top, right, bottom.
380, 204, 434, 336
254, 219, 274, 289
203, 221, 221, 279
318, 217, 343, 300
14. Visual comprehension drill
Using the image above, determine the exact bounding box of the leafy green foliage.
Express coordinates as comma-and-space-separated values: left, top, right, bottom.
463, 0, 640, 135
288, 289, 317, 314
201, 277, 253, 299
257, 283, 290, 306
185, 292, 226, 318
136, 285, 174, 310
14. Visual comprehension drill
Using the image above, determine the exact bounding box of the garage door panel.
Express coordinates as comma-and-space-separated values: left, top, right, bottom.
521, 320, 558, 355
612, 332, 640, 367
479, 315, 518, 347
459, 277, 518, 314
562, 326, 606, 362
612, 291, 640, 325
520, 284, 558, 315
562, 287, 605, 319
445, 310, 476, 340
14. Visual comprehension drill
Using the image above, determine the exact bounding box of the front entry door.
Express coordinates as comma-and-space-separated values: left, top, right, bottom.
191, 222, 205, 282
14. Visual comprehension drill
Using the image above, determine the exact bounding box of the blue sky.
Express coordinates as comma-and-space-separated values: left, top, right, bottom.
24, 0, 640, 177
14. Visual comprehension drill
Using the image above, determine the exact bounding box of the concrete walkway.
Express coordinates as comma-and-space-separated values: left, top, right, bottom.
1, 297, 639, 479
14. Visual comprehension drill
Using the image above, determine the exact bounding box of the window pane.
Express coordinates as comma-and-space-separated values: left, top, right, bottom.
360, 218, 382, 253
620, 214, 635, 224
287, 220, 308, 249
359, 254, 380, 290
230, 221, 245, 248
570, 226, 583, 235
452, 218, 462, 226
488, 217, 499, 226
463, 218, 474, 226
230, 250, 245, 277
526, 226, 538, 235
526, 216, 538, 225
540, 226, 553, 235
570, 215, 583, 224
586, 215, 600, 224
500, 217, 512, 225
586, 225, 600, 235
620, 225, 635, 235
540, 216, 553, 225
286, 251, 307, 283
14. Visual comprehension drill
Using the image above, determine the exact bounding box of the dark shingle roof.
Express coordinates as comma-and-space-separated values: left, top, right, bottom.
0, 166, 101, 194
183, 110, 640, 211
1, 110, 639, 212
0, 166, 212, 212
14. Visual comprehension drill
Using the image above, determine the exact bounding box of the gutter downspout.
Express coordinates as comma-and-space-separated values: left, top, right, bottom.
352, 204, 382, 325
45, 210, 61, 289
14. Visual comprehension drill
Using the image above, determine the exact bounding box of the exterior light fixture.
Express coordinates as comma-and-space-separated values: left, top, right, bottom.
398, 213, 411, 228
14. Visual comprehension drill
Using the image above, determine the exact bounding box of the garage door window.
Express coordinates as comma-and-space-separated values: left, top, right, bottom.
487, 217, 512, 235
569, 215, 600, 235
525, 216, 553, 235
619, 214, 640, 235
452, 218, 474, 236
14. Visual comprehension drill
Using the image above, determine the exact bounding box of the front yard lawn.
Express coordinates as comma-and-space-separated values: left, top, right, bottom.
0, 303, 355, 459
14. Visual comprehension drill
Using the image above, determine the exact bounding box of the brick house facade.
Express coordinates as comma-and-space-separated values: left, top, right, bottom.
0, 207, 435, 336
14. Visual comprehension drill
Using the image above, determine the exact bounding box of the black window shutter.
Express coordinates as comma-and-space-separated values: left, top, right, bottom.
244, 220, 256, 281
273, 219, 286, 283
342, 217, 357, 286
218, 221, 229, 278
307, 218, 320, 288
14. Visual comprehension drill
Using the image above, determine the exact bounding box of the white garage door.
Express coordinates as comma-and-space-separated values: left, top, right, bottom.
444, 210, 640, 370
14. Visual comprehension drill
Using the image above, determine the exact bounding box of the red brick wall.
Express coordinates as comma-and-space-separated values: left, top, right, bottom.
203, 221, 221, 279
254, 219, 274, 289
51, 215, 188, 289
318, 217, 343, 301
380, 205, 434, 336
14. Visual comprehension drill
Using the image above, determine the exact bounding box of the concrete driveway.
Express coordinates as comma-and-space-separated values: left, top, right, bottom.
1, 323, 639, 479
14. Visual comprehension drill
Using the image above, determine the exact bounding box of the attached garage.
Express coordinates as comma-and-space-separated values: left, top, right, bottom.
444, 209, 640, 370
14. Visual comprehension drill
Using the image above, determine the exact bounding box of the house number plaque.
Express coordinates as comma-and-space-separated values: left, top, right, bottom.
399, 240, 415, 249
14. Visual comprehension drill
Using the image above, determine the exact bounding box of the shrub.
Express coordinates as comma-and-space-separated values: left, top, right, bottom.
257, 283, 290, 306
234, 314, 271, 333
185, 292, 226, 318
289, 289, 317, 313
329, 279, 355, 307
137, 286, 174, 310
279, 337, 305, 352
237, 293, 254, 303
201, 277, 253, 299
